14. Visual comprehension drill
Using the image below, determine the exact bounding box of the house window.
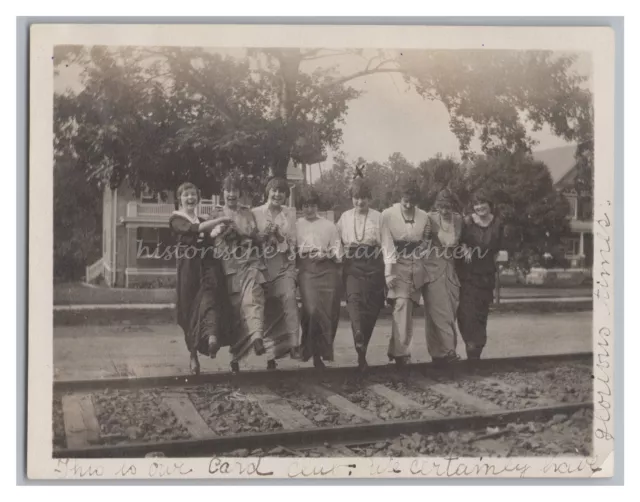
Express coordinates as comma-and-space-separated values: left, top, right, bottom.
565, 195, 578, 220
563, 237, 580, 258
137, 227, 160, 257
136, 227, 176, 267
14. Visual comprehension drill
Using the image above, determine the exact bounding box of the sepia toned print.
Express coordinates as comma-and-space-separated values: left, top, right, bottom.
28, 24, 615, 479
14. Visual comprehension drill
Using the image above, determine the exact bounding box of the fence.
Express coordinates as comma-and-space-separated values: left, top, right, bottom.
85, 258, 104, 284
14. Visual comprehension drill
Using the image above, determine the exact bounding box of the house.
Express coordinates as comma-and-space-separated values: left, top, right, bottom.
87, 161, 332, 288
532, 144, 593, 270
498, 145, 593, 287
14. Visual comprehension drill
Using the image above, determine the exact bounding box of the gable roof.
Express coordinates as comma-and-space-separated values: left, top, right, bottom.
532, 145, 577, 185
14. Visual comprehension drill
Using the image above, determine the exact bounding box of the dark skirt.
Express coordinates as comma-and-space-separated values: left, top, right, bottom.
457, 274, 495, 352
176, 247, 232, 357
343, 253, 385, 351
298, 258, 342, 362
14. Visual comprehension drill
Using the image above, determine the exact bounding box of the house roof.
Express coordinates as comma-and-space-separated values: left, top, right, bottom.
532, 144, 577, 185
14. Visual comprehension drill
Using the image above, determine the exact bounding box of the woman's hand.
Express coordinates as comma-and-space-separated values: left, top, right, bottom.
199, 216, 232, 233
462, 244, 473, 264
385, 274, 397, 289
273, 225, 286, 243
210, 223, 227, 238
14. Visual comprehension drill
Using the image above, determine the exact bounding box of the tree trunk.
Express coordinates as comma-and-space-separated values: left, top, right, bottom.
270, 50, 303, 179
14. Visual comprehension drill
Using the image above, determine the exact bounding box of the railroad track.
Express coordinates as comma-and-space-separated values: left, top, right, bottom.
53, 352, 593, 459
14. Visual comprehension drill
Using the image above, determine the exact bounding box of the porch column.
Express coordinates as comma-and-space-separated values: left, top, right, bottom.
289, 184, 296, 208
126, 226, 138, 288
578, 231, 585, 257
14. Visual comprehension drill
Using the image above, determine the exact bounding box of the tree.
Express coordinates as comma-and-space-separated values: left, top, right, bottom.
54, 46, 271, 194
467, 153, 571, 271
314, 153, 419, 214
54, 156, 102, 282
254, 49, 592, 185
54, 46, 362, 193
314, 150, 571, 272
416, 155, 470, 211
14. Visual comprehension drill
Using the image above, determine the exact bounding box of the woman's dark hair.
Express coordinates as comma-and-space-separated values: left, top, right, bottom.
265, 177, 291, 198
176, 182, 200, 207
222, 173, 244, 193
399, 178, 421, 204
297, 185, 321, 209
470, 190, 494, 212
349, 177, 372, 199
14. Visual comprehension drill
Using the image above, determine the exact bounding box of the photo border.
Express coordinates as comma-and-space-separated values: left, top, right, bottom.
18, 17, 624, 485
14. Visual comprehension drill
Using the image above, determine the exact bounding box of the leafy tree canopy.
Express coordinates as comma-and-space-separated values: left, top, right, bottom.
314, 152, 571, 271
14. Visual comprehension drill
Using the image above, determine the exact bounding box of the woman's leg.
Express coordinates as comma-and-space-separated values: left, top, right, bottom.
344, 267, 364, 350
458, 283, 491, 358
264, 274, 299, 363
388, 297, 414, 359
424, 273, 458, 360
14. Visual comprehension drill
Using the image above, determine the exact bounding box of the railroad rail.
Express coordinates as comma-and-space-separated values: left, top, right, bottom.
54, 352, 592, 393
53, 352, 593, 459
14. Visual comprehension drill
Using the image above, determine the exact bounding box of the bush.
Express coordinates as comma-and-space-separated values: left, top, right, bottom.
54, 160, 102, 282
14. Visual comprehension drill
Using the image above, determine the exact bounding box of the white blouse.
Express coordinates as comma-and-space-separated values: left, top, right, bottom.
336, 208, 383, 247
380, 203, 430, 265
252, 204, 297, 253
296, 217, 343, 262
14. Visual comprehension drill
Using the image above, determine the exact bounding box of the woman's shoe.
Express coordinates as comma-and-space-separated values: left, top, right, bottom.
267, 359, 277, 371
357, 352, 368, 373
230, 361, 240, 373
253, 338, 266, 356
313, 356, 326, 370
189, 354, 200, 375
432, 353, 461, 367
395, 355, 410, 369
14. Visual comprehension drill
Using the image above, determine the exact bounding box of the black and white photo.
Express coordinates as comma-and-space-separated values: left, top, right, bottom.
27, 24, 616, 479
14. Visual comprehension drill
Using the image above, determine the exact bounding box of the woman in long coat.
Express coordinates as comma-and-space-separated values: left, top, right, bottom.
336, 177, 387, 371
296, 186, 343, 368
169, 182, 233, 375
456, 191, 504, 360
210, 174, 268, 372
423, 188, 463, 365
252, 177, 300, 370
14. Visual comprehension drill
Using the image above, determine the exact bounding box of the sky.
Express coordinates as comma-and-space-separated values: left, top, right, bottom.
55, 47, 592, 179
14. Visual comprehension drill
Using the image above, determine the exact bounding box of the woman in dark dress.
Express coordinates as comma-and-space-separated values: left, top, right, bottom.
457, 191, 504, 361
336, 177, 387, 371
169, 182, 233, 375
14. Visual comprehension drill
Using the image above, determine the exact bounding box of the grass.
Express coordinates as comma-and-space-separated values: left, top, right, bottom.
54, 282, 176, 305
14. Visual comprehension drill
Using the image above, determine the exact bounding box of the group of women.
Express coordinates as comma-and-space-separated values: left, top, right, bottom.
169, 173, 503, 375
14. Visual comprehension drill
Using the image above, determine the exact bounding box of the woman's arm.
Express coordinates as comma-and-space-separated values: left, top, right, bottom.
169, 214, 200, 235
199, 216, 233, 233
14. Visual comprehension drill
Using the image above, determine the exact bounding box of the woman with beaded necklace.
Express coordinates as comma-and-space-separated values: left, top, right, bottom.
336, 176, 389, 371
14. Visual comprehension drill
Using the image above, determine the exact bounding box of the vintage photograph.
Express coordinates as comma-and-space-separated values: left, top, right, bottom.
28, 24, 615, 479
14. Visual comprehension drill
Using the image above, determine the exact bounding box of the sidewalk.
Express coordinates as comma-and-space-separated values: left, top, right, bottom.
53, 312, 592, 381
